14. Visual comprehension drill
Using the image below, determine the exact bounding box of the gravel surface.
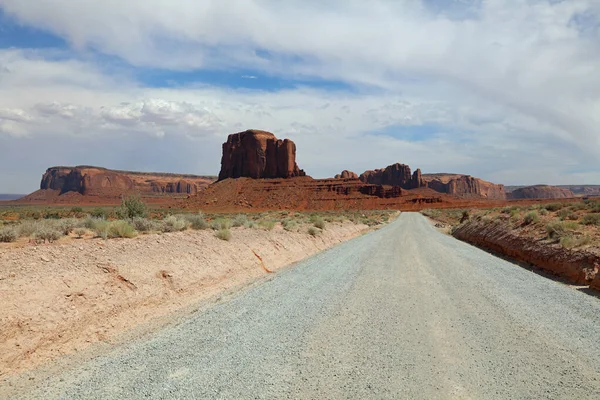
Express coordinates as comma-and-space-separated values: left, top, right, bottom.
8, 213, 600, 399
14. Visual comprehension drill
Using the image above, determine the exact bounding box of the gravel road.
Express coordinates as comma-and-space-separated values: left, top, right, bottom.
11, 213, 600, 399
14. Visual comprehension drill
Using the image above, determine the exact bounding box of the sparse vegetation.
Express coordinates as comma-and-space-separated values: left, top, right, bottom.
74, 228, 87, 238
107, 220, 137, 238
560, 234, 591, 249
215, 228, 232, 241
258, 220, 276, 231
211, 218, 231, 231
132, 217, 158, 232
185, 214, 209, 230
0, 227, 18, 243
161, 216, 188, 232
35, 228, 63, 243
232, 214, 248, 227
313, 217, 326, 229
308, 226, 320, 236
115, 194, 147, 219
523, 211, 539, 225
582, 214, 600, 226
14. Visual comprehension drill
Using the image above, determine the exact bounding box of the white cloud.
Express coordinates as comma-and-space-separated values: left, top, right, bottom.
0, 1, 599, 191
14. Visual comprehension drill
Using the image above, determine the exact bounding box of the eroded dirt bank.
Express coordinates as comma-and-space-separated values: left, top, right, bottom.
0, 222, 369, 376
452, 220, 600, 285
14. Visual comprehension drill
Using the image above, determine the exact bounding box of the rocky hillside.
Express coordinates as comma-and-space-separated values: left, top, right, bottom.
508, 185, 574, 199
17, 166, 216, 204
423, 173, 506, 200
359, 163, 424, 189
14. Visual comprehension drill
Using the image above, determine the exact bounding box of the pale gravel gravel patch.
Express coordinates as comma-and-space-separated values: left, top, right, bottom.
5, 213, 600, 399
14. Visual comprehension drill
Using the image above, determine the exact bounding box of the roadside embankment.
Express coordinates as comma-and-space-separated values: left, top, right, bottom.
0, 220, 373, 376
452, 219, 599, 284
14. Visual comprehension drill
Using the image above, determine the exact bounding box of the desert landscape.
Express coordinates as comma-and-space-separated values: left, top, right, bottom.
2, 1, 600, 397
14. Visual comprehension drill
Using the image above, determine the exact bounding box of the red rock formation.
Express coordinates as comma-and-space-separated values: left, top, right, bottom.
359, 163, 425, 189
334, 170, 359, 179
508, 185, 574, 199
20, 166, 217, 204
423, 174, 506, 200
218, 130, 305, 180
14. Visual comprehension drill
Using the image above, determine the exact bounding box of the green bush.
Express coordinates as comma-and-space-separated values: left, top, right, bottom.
211, 219, 231, 230
0, 227, 18, 243
74, 228, 87, 238
107, 220, 137, 238
132, 217, 158, 232
59, 219, 77, 235
560, 234, 591, 249
17, 220, 39, 237
161, 216, 188, 232
539, 208, 548, 216
244, 220, 256, 229
79, 216, 101, 230
70, 206, 84, 213
184, 214, 209, 230
92, 220, 110, 239
546, 221, 578, 239
544, 203, 564, 212
582, 214, 600, 226
232, 214, 248, 227
259, 220, 276, 231
313, 217, 326, 229
523, 211, 539, 225
90, 207, 107, 219
215, 228, 232, 241
115, 194, 147, 219
35, 228, 63, 243
282, 219, 298, 231
308, 227, 320, 236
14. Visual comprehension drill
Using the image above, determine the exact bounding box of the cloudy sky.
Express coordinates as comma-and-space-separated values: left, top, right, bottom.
1, 0, 599, 193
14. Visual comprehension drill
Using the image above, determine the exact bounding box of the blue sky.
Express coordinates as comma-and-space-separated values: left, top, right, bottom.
0, 0, 600, 193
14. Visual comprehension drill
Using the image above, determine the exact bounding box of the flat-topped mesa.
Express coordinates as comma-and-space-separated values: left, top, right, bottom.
423, 174, 506, 200
334, 170, 359, 179
508, 185, 574, 199
359, 163, 425, 190
218, 130, 306, 181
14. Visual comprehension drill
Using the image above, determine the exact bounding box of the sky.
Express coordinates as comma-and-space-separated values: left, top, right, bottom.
1, 0, 599, 193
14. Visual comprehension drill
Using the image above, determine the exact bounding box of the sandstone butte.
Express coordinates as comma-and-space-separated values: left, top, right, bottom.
218, 129, 305, 180
335, 170, 359, 179
15, 166, 216, 205
508, 185, 575, 199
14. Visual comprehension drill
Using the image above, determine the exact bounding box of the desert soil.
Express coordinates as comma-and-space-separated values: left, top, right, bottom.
0, 221, 369, 377
5, 213, 600, 399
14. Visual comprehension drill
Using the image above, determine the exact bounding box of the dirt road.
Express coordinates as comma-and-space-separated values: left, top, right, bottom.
8, 213, 600, 399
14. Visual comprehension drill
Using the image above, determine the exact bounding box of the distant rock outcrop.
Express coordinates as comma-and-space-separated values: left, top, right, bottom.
359, 163, 425, 190
508, 185, 574, 199
18, 166, 217, 204
334, 170, 359, 179
423, 174, 506, 200
218, 130, 305, 181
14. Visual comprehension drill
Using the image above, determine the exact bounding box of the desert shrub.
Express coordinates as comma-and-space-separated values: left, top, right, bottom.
501, 207, 512, 214
73, 228, 87, 238
185, 214, 209, 230
211, 219, 231, 230
79, 216, 101, 230
59, 219, 77, 235
132, 217, 158, 232
215, 228, 232, 241
560, 234, 591, 249
232, 214, 248, 227
92, 220, 110, 239
70, 206, 84, 213
582, 214, 600, 226
17, 220, 40, 237
0, 227, 18, 243
107, 220, 137, 238
566, 213, 579, 221
544, 203, 564, 212
546, 221, 578, 239
539, 208, 548, 216
308, 227, 320, 237
90, 207, 107, 219
259, 220, 276, 231
523, 211, 539, 225
509, 208, 520, 218
313, 217, 326, 230
282, 219, 298, 231
115, 194, 147, 219
44, 211, 61, 219
35, 227, 63, 243
244, 220, 256, 229
161, 216, 188, 232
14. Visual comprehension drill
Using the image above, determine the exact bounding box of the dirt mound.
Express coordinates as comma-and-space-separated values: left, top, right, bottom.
15, 166, 216, 205
508, 185, 575, 199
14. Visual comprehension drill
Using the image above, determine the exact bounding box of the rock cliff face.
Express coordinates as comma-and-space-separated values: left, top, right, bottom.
359, 163, 425, 189
334, 170, 359, 179
508, 185, 574, 199
38, 166, 216, 198
218, 130, 305, 181
423, 174, 506, 200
